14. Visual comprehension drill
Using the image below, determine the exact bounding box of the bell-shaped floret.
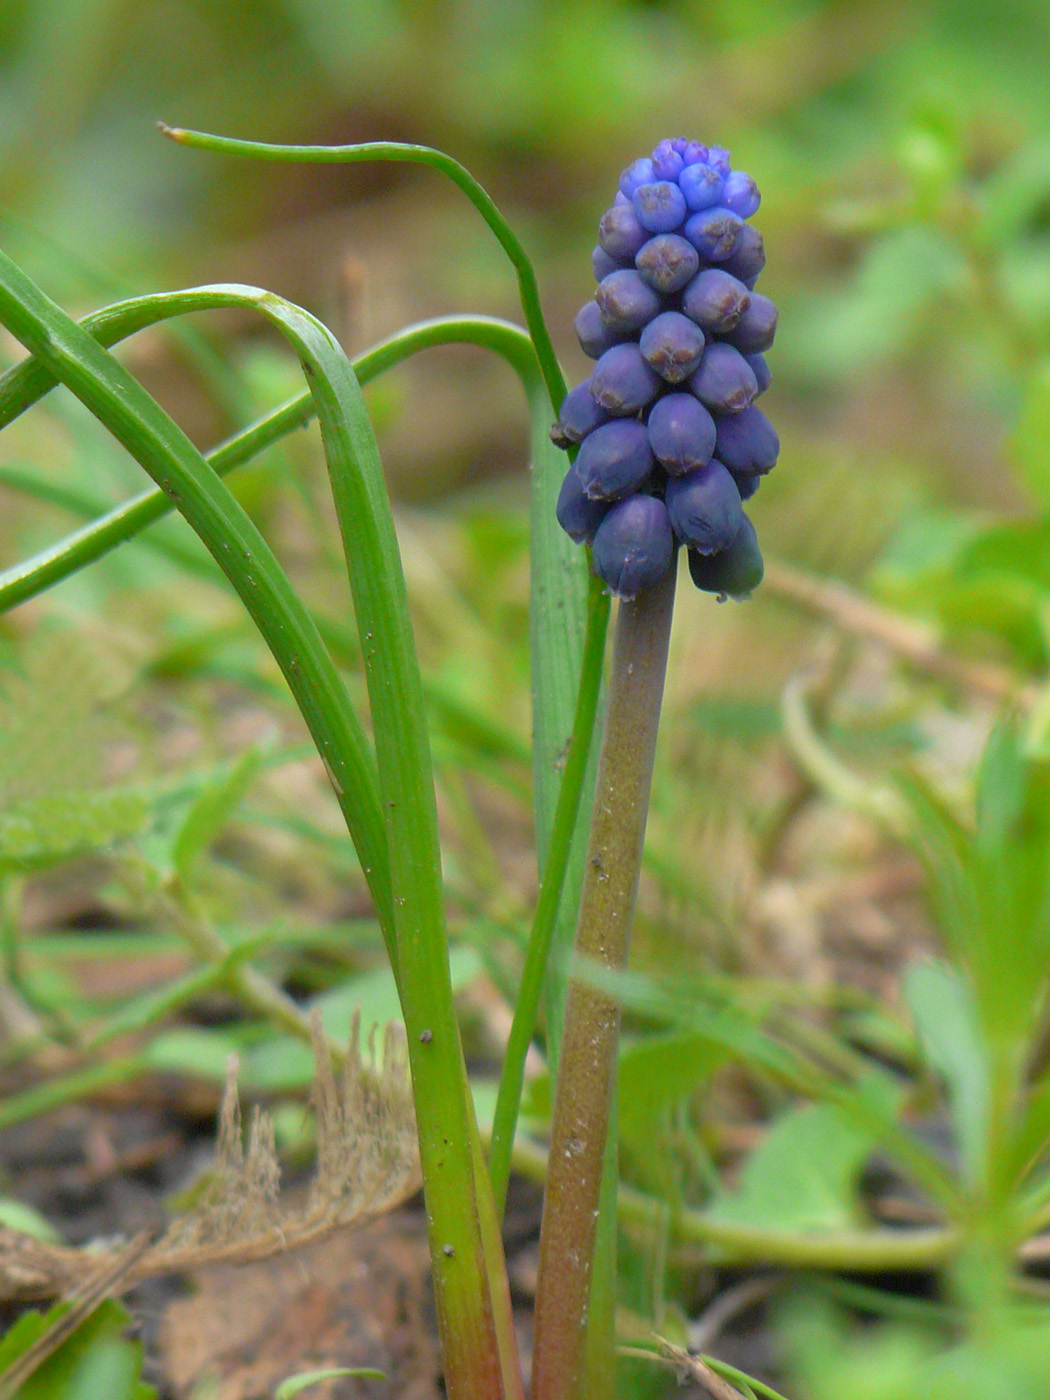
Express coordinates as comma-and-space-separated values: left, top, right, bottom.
575, 419, 655, 500
687, 515, 764, 600
592, 494, 675, 601
665, 460, 745, 555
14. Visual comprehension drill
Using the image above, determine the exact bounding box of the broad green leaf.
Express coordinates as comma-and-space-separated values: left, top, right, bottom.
617, 1031, 729, 1153
0, 1299, 153, 1400
983, 135, 1050, 246
528, 405, 599, 1067
904, 960, 987, 1187
974, 721, 1027, 857
1012, 1074, 1050, 1197
706, 1095, 890, 1233
685, 696, 782, 742
67, 1337, 146, 1400
873, 507, 982, 584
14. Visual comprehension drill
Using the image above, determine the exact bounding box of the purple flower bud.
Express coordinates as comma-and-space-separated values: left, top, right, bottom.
684, 206, 743, 261
639, 311, 706, 384
651, 139, 685, 181
589, 342, 663, 415
726, 292, 778, 354
632, 180, 688, 234
678, 162, 725, 212
681, 268, 751, 333
595, 269, 663, 333
721, 225, 766, 284
745, 352, 771, 395
687, 343, 759, 415
723, 170, 761, 219
707, 146, 732, 177
665, 460, 745, 555
592, 245, 623, 282
688, 515, 764, 600
678, 140, 709, 166
635, 233, 700, 293
733, 470, 762, 500
553, 379, 611, 445
598, 204, 649, 261
713, 405, 779, 475
619, 158, 656, 199
575, 419, 654, 500
647, 393, 717, 475
557, 466, 612, 543
575, 300, 629, 359
592, 494, 675, 600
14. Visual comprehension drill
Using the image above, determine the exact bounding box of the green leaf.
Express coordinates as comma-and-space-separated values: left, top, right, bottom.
903, 960, 988, 1187
243, 946, 483, 1092
785, 226, 965, 379
706, 1096, 887, 1234
67, 1337, 149, 1400
617, 1031, 729, 1153
983, 134, 1050, 246
0, 1299, 154, 1400
171, 745, 267, 881
1010, 359, 1050, 509
143, 1026, 243, 1082
0, 1199, 61, 1242
528, 417, 600, 1066
1011, 1073, 1050, 1196
0, 787, 151, 874
274, 1367, 386, 1399
974, 720, 1027, 856
0, 258, 395, 946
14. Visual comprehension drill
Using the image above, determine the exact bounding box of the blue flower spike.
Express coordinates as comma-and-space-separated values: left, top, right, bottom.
552, 138, 778, 601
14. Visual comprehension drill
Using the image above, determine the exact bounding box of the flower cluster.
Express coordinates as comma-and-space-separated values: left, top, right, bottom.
551, 137, 778, 602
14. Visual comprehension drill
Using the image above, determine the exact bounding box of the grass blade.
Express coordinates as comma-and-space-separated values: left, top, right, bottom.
0, 255, 396, 970
0, 307, 537, 611
158, 125, 567, 415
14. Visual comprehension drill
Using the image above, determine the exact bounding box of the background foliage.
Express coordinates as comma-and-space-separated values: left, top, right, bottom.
4, 1, 1050, 1396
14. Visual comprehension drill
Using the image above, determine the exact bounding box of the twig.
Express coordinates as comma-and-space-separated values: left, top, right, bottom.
764, 558, 1034, 707
689, 1277, 781, 1355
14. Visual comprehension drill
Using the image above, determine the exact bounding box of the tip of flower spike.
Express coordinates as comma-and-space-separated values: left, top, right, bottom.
557, 140, 776, 601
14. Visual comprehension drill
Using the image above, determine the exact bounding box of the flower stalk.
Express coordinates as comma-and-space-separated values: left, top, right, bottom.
531, 561, 678, 1400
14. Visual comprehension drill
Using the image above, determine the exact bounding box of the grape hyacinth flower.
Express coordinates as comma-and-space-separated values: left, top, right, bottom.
551, 136, 779, 601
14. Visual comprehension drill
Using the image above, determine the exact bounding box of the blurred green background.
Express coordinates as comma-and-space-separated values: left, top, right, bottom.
5, 4, 1050, 1394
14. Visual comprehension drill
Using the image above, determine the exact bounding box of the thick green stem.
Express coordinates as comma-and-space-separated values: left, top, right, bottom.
532, 564, 677, 1400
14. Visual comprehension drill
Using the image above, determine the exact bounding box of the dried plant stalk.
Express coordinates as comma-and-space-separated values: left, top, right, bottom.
0, 1011, 420, 1300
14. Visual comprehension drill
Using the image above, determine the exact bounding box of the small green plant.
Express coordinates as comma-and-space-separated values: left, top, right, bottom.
0, 127, 782, 1399
5, 119, 1050, 1400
